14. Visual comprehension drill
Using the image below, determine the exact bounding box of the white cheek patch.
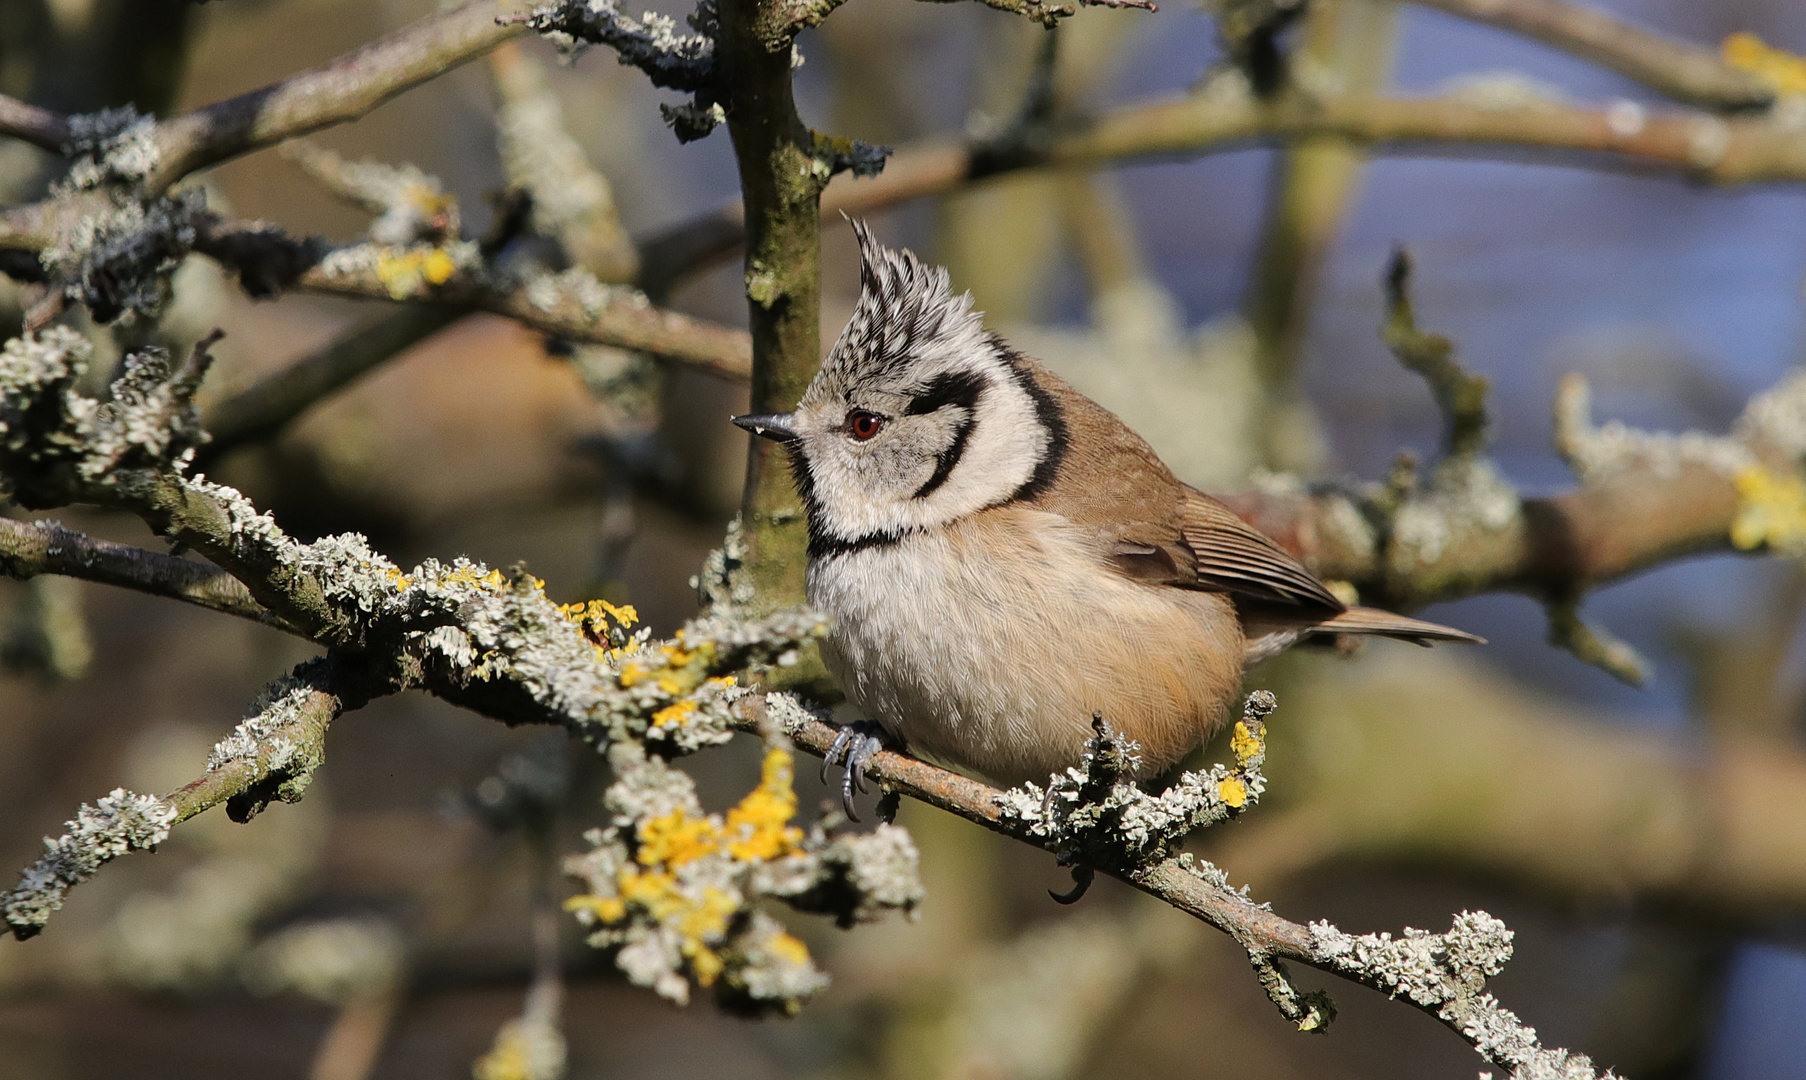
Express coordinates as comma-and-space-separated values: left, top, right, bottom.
804, 356, 1047, 543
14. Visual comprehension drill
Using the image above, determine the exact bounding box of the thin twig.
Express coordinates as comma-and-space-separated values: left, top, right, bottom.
1383, 247, 1489, 460
634, 84, 1806, 291
201, 306, 464, 461
2, 655, 380, 938
0, 517, 299, 634
0, 95, 70, 153
1411, 0, 1773, 112
145, 0, 539, 192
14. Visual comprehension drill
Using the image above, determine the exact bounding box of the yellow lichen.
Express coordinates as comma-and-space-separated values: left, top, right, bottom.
1731, 464, 1806, 553
1229, 720, 1263, 767
689, 943, 725, 987
1217, 776, 1248, 809
723, 749, 804, 862
764, 931, 811, 967
636, 810, 720, 868
374, 245, 461, 299
564, 893, 625, 923
559, 598, 639, 660
564, 750, 805, 992
1724, 32, 1806, 98
470, 1019, 539, 1080
651, 700, 697, 729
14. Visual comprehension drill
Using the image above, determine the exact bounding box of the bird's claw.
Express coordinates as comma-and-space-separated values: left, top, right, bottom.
822, 721, 887, 821
1049, 865, 1095, 905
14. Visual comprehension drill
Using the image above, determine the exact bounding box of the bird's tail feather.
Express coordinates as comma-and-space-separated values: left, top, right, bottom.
1309, 606, 1486, 646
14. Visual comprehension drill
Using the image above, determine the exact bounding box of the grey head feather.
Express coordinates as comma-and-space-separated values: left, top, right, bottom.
817, 220, 994, 398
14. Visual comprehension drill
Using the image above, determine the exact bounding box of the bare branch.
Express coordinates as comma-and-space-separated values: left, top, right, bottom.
0, 94, 70, 153
636, 81, 1806, 291
0, 517, 295, 633
951, 0, 1155, 31
145, 0, 539, 191
200, 306, 463, 461
1411, 0, 1773, 112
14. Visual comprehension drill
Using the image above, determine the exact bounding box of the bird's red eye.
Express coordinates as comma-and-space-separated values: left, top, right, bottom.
848, 411, 884, 440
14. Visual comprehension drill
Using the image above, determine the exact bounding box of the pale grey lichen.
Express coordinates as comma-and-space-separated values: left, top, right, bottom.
522, 266, 653, 319
1310, 912, 1614, 1079
58, 106, 160, 192
3, 788, 177, 937
0, 327, 214, 505
1735, 369, 1806, 462
492, 51, 637, 281
995, 692, 1275, 868
1441, 72, 1571, 112
1686, 115, 1732, 170
526, 0, 724, 142
41, 189, 207, 323
1554, 373, 1753, 483
204, 675, 335, 810
691, 515, 756, 615
282, 142, 460, 246
1389, 458, 1521, 568
243, 917, 405, 1003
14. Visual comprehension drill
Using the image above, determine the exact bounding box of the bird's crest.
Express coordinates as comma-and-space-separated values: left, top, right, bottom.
820, 220, 993, 393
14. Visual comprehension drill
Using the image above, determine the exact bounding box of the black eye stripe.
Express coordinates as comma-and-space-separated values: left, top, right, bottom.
904, 369, 989, 416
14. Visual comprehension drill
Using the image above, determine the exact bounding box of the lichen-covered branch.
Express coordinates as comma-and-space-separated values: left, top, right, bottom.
1410, 0, 1773, 112
739, 693, 1612, 1076
1213, 358, 1806, 626
281, 142, 462, 246
1, 653, 373, 939
294, 244, 751, 377
1384, 247, 1488, 461
0, 516, 294, 633
523, 0, 725, 141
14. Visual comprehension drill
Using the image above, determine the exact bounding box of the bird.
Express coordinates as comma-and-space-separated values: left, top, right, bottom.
733, 222, 1481, 811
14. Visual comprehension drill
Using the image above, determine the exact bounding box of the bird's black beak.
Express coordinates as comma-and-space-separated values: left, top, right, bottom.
731, 412, 799, 444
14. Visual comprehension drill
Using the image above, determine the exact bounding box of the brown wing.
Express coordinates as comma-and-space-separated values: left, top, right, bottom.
1177, 489, 1345, 610
1005, 355, 1344, 609
1008, 355, 1481, 648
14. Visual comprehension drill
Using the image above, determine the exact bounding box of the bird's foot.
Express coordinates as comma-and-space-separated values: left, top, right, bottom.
822, 720, 889, 822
